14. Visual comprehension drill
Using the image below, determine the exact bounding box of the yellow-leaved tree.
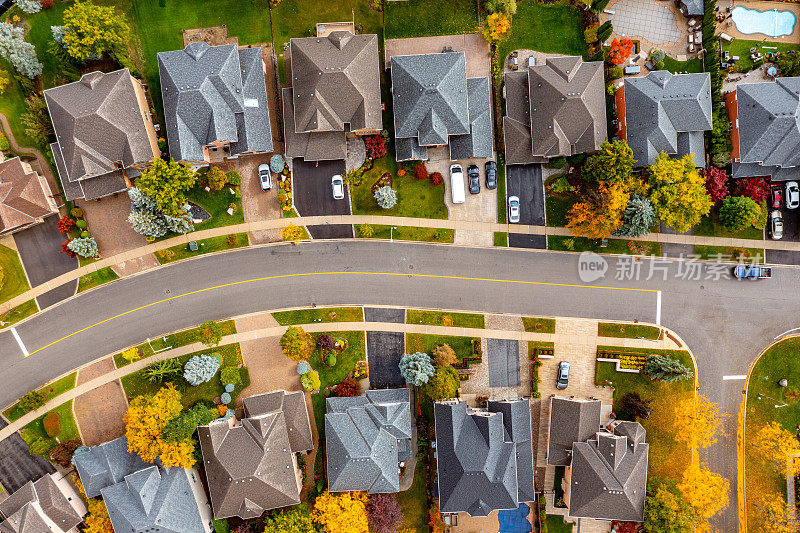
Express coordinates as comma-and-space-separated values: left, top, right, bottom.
566, 181, 630, 238
124, 384, 194, 468
312, 491, 369, 533
62, 0, 130, 61
84, 498, 114, 533
673, 395, 725, 449
751, 492, 799, 533
677, 462, 729, 522
648, 153, 712, 233
482, 13, 512, 43
752, 421, 800, 474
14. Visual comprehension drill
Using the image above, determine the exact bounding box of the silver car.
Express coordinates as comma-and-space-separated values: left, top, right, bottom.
556, 361, 569, 390
507, 195, 520, 223
331, 175, 345, 200
770, 210, 783, 240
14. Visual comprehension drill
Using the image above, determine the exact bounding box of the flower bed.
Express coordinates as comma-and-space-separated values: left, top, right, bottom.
371, 172, 392, 194
597, 349, 647, 370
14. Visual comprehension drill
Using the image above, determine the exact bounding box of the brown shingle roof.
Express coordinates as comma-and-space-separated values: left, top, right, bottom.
0, 157, 56, 235
0, 476, 83, 533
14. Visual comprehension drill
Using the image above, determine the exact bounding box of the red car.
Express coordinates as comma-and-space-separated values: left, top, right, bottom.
771, 185, 784, 209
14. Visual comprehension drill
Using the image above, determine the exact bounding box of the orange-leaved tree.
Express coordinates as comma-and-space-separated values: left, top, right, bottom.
608, 38, 634, 65
482, 12, 512, 43
566, 181, 630, 238
84, 498, 114, 533
124, 384, 195, 468
313, 491, 369, 533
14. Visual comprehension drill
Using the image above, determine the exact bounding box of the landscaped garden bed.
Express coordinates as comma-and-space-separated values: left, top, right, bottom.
406, 333, 481, 369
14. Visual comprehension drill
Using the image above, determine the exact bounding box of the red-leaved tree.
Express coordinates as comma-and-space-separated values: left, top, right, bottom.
57, 216, 76, 235
701, 166, 729, 203
60, 239, 76, 258
608, 38, 634, 65
333, 375, 360, 397
733, 176, 770, 202
364, 135, 387, 160
368, 493, 403, 533
414, 164, 428, 181
429, 172, 443, 186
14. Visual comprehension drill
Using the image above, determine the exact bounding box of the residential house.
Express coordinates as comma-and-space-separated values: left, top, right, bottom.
158, 42, 273, 165
325, 388, 413, 493
503, 56, 606, 164
616, 71, 712, 167
0, 157, 58, 236
725, 77, 800, 181
434, 399, 535, 517
390, 52, 493, 162
197, 390, 313, 519
72, 436, 213, 533
283, 30, 382, 161
44, 69, 160, 201
547, 398, 649, 522
0, 473, 85, 533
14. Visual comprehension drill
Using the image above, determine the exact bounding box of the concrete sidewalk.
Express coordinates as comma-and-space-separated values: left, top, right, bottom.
0, 213, 786, 315
0, 317, 684, 444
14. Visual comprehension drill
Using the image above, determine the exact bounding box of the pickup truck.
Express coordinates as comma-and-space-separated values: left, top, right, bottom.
733, 265, 772, 279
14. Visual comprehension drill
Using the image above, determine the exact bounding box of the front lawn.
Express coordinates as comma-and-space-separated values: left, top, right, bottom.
597, 322, 661, 340
155, 233, 249, 264
78, 267, 119, 293
695, 208, 764, 241
272, 307, 364, 326
397, 462, 428, 531
0, 299, 38, 326
114, 320, 237, 367
384, 0, 478, 39
548, 236, 661, 256
522, 317, 556, 334
744, 337, 800, 530
545, 195, 575, 227
20, 400, 80, 444
3, 372, 77, 422
186, 187, 245, 231
308, 331, 366, 390
497, 2, 586, 64
350, 157, 448, 220
358, 225, 454, 243
596, 349, 695, 480
120, 343, 248, 407
406, 333, 476, 364
0, 244, 31, 304
406, 309, 485, 329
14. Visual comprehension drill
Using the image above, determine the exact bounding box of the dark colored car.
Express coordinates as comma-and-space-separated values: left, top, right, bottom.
485, 160, 497, 190
556, 361, 570, 390
467, 165, 480, 194
771, 185, 783, 209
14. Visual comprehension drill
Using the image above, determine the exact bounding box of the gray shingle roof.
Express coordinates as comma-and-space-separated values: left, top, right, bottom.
735, 77, 800, 177
450, 77, 494, 160
102, 465, 207, 533
325, 388, 412, 493
72, 437, 149, 498
731, 161, 800, 181
547, 397, 602, 466
505, 57, 605, 162
242, 390, 314, 453
624, 71, 712, 167
568, 422, 649, 522
158, 42, 273, 163
43, 69, 156, 201
435, 399, 535, 517
198, 390, 312, 519
282, 88, 347, 161
0, 476, 82, 533
391, 52, 472, 161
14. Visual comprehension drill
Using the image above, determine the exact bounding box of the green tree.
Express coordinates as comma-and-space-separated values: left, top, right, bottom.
161, 403, 216, 442
62, 0, 130, 60
18, 390, 46, 412
263, 503, 318, 533
719, 196, 761, 231
582, 140, 635, 185
280, 326, 315, 362
613, 194, 657, 237
424, 365, 460, 401
484, 0, 516, 15
136, 158, 197, 217
28, 436, 55, 457
644, 478, 703, 533
776, 51, 800, 77
21, 96, 54, 146
199, 320, 223, 347
643, 354, 694, 382
648, 153, 712, 233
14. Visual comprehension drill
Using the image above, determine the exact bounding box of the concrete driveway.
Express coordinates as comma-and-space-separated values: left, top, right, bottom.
291, 159, 352, 239
506, 164, 546, 249
234, 154, 282, 244
13, 216, 77, 309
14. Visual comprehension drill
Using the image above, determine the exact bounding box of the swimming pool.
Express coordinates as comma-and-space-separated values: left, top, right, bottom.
732, 6, 796, 37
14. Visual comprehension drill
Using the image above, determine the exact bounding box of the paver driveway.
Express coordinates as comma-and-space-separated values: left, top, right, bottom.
608, 0, 681, 44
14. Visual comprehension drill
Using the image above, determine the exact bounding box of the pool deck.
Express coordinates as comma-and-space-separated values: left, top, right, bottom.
718, 0, 800, 43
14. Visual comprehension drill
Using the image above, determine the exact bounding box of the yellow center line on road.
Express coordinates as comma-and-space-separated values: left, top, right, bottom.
24, 271, 659, 357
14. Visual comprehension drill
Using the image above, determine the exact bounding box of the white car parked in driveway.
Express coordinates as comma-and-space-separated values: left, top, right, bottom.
786, 181, 799, 209
331, 175, 345, 200
507, 195, 520, 223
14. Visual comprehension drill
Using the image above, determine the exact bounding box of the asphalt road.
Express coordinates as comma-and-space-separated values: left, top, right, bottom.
2, 242, 797, 530
291, 159, 353, 239
13, 216, 78, 309
505, 164, 546, 249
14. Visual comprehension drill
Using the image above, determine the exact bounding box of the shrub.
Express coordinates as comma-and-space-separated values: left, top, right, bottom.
161, 403, 216, 442
364, 135, 387, 160
207, 166, 227, 191
432, 344, 457, 367
607, 66, 623, 80
300, 370, 321, 392
220, 366, 241, 385
333, 375, 360, 397
0, 132, 9, 151
57, 217, 75, 235
424, 365, 460, 400
414, 164, 428, 181
48, 439, 81, 467
80, 231, 90, 238
16, 0, 42, 13
29, 437, 55, 457
43, 411, 61, 437
650, 49, 666, 64
220, 392, 232, 404
183, 353, 222, 386
546, 156, 567, 169
399, 352, 434, 386
484, 0, 516, 15
18, 390, 46, 412
225, 170, 241, 186
655, 61, 665, 71
75, 219, 87, 229
280, 326, 315, 361
429, 172, 444, 186
325, 353, 337, 367
733, 176, 770, 203
317, 333, 335, 353
66, 236, 98, 258
358, 223, 374, 238
374, 186, 397, 209
719, 196, 761, 231
143, 358, 183, 383
70, 207, 83, 218
597, 20, 613, 42
225, 383, 234, 393
199, 320, 223, 347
